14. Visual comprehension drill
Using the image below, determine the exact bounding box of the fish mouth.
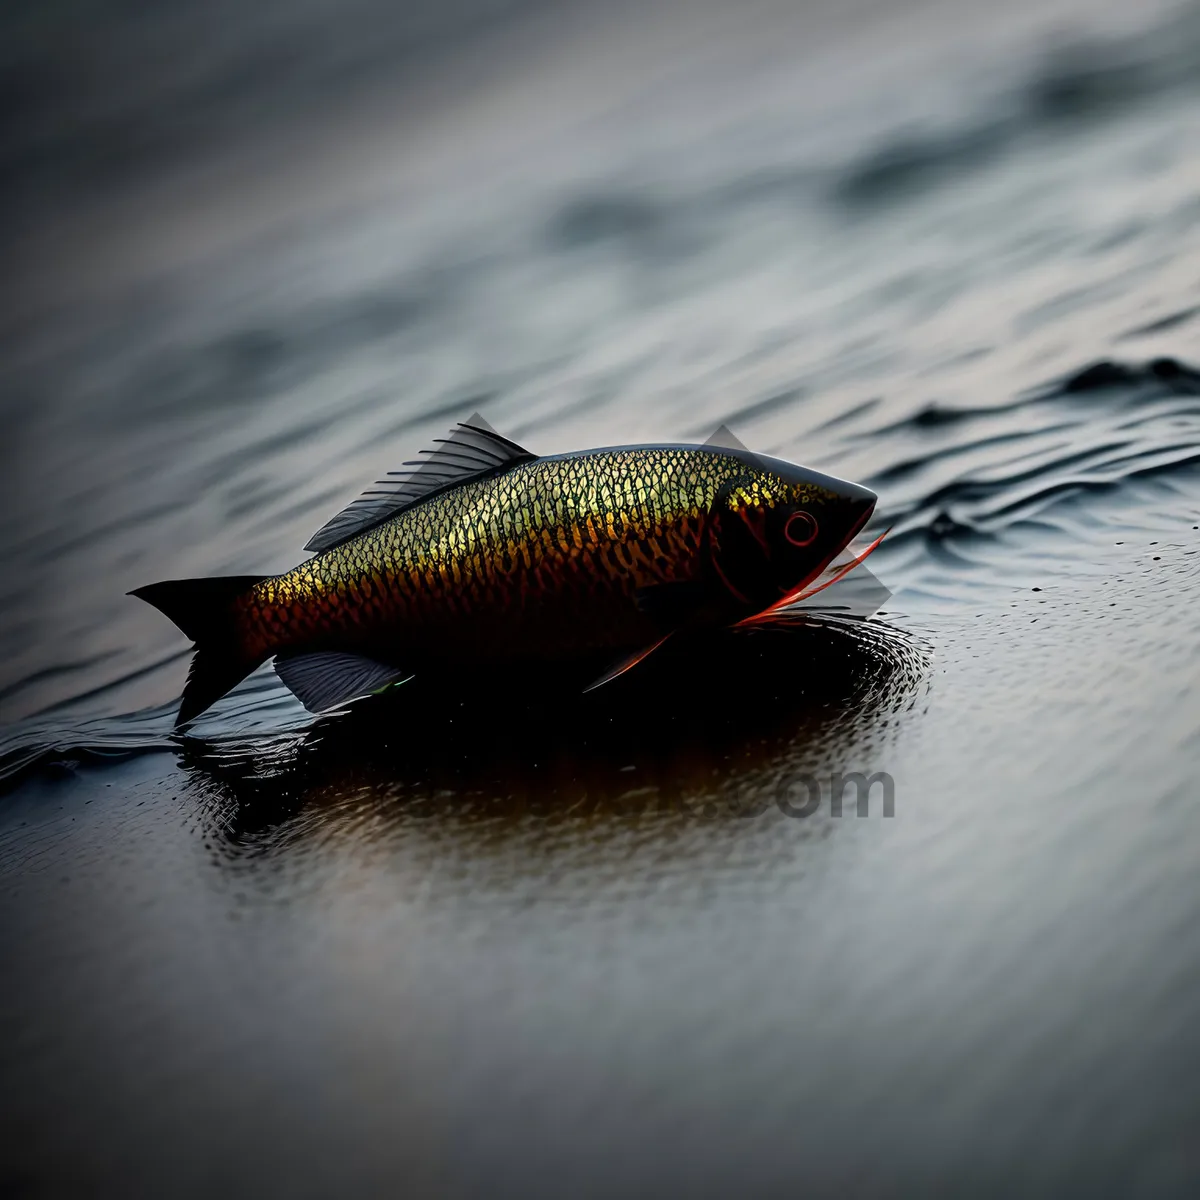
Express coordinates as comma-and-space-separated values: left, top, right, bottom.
841, 489, 878, 544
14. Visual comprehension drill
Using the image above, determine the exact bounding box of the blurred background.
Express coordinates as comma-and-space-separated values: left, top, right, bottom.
2, 0, 1200, 1195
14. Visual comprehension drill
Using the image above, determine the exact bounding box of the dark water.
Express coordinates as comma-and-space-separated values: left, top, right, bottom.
3, 0, 1200, 1194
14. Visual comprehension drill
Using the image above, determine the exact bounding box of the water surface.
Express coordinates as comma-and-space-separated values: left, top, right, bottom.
2, 0, 1200, 1194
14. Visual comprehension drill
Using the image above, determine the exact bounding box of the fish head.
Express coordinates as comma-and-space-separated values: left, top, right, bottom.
707, 454, 876, 611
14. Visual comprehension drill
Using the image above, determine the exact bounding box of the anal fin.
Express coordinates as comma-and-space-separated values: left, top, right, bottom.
275, 651, 412, 713
582, 635, 671, 694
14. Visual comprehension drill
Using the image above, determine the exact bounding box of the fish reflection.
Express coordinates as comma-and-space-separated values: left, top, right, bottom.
181, 618, 929, 855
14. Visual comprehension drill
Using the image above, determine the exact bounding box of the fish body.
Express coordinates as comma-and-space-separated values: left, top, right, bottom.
134, 424, 876, 725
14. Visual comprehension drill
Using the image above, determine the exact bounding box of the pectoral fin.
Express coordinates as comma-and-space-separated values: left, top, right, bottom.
275, 651, 412, 712
583, 635, 671, 693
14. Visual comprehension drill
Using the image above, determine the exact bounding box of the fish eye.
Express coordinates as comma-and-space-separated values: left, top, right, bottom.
784, 510, 818, 547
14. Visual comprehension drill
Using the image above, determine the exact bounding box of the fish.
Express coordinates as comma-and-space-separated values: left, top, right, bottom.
133, 417, 877, 726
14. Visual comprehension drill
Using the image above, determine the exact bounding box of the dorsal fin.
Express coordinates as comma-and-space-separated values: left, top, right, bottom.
304, 413, 535, 553
704, 423, 749, 453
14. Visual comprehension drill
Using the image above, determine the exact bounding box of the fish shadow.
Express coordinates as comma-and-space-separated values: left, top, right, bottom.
181, 618, 930, 845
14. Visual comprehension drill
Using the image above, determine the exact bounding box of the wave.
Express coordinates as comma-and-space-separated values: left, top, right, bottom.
536, 5, 1200, 241
873, 356, 1200, 548
834, 3, 1200, 207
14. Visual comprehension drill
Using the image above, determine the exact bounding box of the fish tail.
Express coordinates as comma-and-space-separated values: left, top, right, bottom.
130, 575, 268, 727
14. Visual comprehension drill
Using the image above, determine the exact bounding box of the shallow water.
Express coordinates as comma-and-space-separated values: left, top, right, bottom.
2, 0, 1200, 1194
